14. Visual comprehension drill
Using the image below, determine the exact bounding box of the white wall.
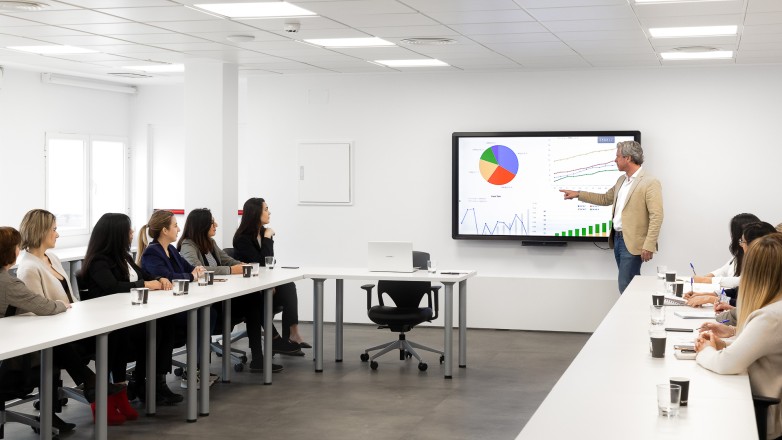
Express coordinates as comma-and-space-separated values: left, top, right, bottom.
0, 67, 131, 247
236, 65, 782, 332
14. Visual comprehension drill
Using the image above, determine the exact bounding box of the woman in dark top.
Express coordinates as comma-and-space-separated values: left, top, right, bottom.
79, 213, 183, 406
233, 198, 309, 355
177, 208, 281, 372
136, 210, 204, 282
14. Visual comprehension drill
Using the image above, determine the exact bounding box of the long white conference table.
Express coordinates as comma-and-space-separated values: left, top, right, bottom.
516, 276, 757, 439
0, 263, 476, 439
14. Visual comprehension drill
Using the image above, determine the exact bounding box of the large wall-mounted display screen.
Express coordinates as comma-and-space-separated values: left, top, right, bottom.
452, 131, 641, 243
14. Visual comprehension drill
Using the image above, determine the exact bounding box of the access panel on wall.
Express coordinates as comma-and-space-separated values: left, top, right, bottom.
452, 131, 641, 244
298, 141, 352, 205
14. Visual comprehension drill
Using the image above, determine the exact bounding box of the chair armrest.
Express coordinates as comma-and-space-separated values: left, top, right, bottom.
430, 285, 441, 321
753, 394, 781, 407
361, 284, 375, 310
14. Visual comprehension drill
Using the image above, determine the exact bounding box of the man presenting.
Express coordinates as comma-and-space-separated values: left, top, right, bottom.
560, 141, 663, 293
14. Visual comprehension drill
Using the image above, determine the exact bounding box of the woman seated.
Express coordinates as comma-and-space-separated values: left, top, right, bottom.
15, 210, 131, 425
689, 213, 759, 290
136, 210, 203, 283
176, 208, 281, 373
233, 197, 309, 356
688, 221, 777, 307
695, 233, 782, 439
78, 213, 183, 406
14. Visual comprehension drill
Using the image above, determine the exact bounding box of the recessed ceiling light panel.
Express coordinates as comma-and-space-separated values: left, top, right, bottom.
400, 38, 457, 45
373, 59, 449, 67
649, 25, 737, 38
192, 2, 316, 18
7, 45, 97, 54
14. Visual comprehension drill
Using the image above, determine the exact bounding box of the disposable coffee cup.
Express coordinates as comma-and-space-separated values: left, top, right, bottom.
665, 271, 676, 283
173, 279, 189, 296
652, 294, 664, 306
674, 282, 684, 297
205, 271, 215, 285
130, 288, 144, 305
650, 328, 666, 358
670, 377, 690, 406
242, 265, 252, 278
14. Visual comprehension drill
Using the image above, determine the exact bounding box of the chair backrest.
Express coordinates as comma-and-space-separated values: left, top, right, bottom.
223, 247, 236, 259
377, 251, 431, 309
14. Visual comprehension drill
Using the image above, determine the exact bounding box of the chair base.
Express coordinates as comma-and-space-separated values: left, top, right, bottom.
1, 395, 52, 439
363, 333, 444, 366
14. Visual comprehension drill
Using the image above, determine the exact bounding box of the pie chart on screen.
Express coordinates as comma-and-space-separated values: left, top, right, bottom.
479, 145, 519, 185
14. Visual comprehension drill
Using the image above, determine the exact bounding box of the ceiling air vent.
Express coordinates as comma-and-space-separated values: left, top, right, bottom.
0, 1, 48, 11
400, 38, 457, 46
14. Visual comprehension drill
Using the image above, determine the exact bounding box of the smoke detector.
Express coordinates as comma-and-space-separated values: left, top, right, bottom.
284, 21, 300, 33
0, 1, 48, 11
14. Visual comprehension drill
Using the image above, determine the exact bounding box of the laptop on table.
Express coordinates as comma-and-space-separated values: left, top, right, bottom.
367, 241, 415, 273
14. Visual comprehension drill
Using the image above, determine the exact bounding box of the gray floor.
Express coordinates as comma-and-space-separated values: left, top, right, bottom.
3, 324, 589, 440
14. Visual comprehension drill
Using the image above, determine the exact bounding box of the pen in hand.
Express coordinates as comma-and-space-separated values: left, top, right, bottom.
690, 262, 696, 276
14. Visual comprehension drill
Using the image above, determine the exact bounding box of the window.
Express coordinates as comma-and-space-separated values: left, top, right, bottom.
46, 134, 128, 235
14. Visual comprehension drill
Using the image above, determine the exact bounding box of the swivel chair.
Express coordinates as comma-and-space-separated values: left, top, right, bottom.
753, 393, 781, 439
0, 354, 50, 438
359, 251, 444, 371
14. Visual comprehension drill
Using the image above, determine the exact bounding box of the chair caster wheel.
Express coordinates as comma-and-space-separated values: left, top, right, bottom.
215, 352, 222, 358
174, 367, 184, 377
370, 361, 378, 370
234, 363, 244, 372
360, 353, 369, 362
33, 397, 67, 410
241, 356, 248, 364
405, 351, 413, 359
439, 355, 445, 364
418, 363, 428, 371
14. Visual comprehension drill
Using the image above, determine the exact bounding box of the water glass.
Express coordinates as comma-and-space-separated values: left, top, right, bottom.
173, 279, 189, 296
130, 288, 144, 305
657, 384, 681, 417
265, 256, 276, 270
650, 305, 665, 325
656, 265, 667, 279
427, 260, 437, 273
251, 262, 260, 277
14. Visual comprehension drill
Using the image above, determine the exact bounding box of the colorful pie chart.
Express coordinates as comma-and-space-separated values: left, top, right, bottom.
479, 145, 519, 185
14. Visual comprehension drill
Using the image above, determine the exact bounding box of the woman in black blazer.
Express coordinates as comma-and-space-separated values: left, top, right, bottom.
79, 213, 183, 407
233, 198, 309, 357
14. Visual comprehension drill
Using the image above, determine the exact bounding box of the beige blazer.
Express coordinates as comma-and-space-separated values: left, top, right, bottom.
16, 250, 75, 304
578, 168, 664, 255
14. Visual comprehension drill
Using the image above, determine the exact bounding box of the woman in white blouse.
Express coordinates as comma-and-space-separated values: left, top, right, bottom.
695, 233, 782, 439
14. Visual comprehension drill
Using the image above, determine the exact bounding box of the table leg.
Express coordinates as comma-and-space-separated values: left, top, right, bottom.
263, 288, 273, 385
313, 279, 324, 372
199, 306, 210, 416
95, 333, 108, 440
145, 320, 156, 416
335, 279, 343, 362
443, 282, 454, 379
39, 347, 53, 440
459, 280, 467, 368
186, 310, 197, 422
222, 299, 231, 382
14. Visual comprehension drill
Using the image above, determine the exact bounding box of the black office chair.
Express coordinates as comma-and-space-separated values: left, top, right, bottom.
359, 251, 444, 371
0, 354, 48, 438
753, 393, 781, 439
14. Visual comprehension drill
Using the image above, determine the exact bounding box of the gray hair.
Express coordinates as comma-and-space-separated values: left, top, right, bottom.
617, 141, 644, 165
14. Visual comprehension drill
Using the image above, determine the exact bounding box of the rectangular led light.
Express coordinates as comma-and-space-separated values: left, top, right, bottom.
304, 37, 394, 48
7, 45, 97, 54
123, 64, 185, 73
373, 59, 449, 67
635, 0, 731, 3
193, 2, 316, 18
660, 50, 733, 60
649, 25, 737, 38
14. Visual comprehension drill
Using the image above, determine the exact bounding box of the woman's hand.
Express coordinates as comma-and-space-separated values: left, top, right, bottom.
145, 280, 163, 290
687, 294, 717, 307
264, 228, 275, 239
695, 332, 726, 352
699, 322, 734, 338
192, 266, 205, 280
230, 264, 244, 275
159, 278, 172, 290
714, 302, 735, 313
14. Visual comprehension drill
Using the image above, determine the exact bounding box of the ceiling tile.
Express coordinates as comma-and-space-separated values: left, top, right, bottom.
513, 55, 590, 68
151, 20, 258, 33
35, 35, 137, 46
63, 0, 176, 7
233, 17, 347, 32
649, 35, 738, 49
3, 10, 130, 25
487, 41, 577, 56
95, 6, 214, 22
527, 5, 636, 22
742, 24, 782, 35
543, 19, 640, 32
119, 52, 186, 63
0, 25, 88, 37
555, 29, 648, 41
587, 58, 661, 67
449, 22, 547, 35
329, 46, 422, 59
739, 41, 782, 51
568, 39, 653, 53
297, 0, 415, 15
64, 22, 171, 35
515, 0, 626, 7
358, 25, 459, 38
745, 12, 782, 26
639, 14, 744, 28
740, 32, 782, 43
87, 44, 176, 54
329, 13, 439, 28
633, 1, 744, 18
747, 0, 782, 13
49, 53, 138, 62
426, 10, 534, 24
109, 33, 209, 44
0, 14, 44, 26
469, 32, 561, 43
0, 35, 51, 46
381, 0, 522, 12
148, 41, 238, 51
188, 31, 288, 43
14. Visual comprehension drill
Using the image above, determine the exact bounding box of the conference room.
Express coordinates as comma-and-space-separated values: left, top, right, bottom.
1, 0, 781, 439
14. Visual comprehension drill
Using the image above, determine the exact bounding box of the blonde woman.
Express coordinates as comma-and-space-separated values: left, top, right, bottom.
695, 233, 782, 439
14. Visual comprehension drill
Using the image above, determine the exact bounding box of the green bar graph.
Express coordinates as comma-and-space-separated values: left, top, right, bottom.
582, 227, 586, 236
589, 226, 593, 234
575, 229, 579, 237
602, 223, 607, 233
568, 230, 573, 237
555, 233, 559, 236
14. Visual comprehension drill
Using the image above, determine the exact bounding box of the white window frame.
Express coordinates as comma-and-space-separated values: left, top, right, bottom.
45, 132, 130, 237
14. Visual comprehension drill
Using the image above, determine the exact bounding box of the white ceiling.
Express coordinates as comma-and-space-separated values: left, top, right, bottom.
0, 0, 778, 83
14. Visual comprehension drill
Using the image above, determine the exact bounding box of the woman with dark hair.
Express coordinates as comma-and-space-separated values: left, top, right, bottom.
688, 221, 777, 308
177, 208, 280, 373
691, 213, 760, 288
234, 198, 309, 358
79, 213, 183, 406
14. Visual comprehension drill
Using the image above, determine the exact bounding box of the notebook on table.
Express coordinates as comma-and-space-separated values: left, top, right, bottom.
367, 241, 415, 273
674, 310, 716, 319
